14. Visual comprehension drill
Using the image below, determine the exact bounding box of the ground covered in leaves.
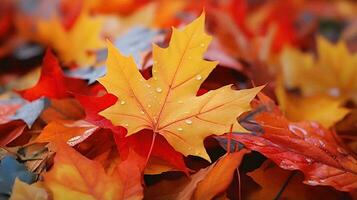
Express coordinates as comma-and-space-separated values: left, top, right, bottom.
0, 0, 357, 199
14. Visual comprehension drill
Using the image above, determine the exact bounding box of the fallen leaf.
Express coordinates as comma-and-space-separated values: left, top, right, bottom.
145, 150, 247, 200
40, 98, 85, 123
281, 36, 357, 103
0, 156, 36, 198
0, 121, 27, 146
35, 120, 99, 146
114, 129, 188, 174
44, 143, 124, 200
276, 83, 349, 128
10, 178, 48, 200
17, 49, 88, 101
99, 13, 261, 160
11, 98, 50, 127
193, 150, 248, 200
246, 161, 347, 200
96, 26, 162, 66
231, 94, 357, 192
36, 11, 105, 66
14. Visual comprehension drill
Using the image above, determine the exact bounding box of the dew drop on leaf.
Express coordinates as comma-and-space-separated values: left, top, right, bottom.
185, 119, 192, 125
156, 87, 162, 93
337, 147, 348, 155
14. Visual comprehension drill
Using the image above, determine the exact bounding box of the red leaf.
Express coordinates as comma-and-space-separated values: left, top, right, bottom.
232, 94, 357, 191
114, 130, 188, 174
75, 93, 117, 128
75, 90, 188, 174
0, 120, 26, 146
17, 49, 88, 101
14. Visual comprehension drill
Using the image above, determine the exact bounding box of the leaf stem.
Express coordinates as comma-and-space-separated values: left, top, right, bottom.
274, 171, 296, 200
145, 132, 157, 166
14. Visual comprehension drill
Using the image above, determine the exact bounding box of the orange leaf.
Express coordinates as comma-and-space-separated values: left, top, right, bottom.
44, 143, 123, 200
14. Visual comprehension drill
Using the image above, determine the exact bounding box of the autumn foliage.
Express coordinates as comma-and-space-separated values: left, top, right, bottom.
0, 0, 357, 200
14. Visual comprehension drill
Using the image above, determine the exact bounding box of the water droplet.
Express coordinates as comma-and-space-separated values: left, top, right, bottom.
288, 124, 307, 138
306, 180, 319, 186
147, 104, 152, 108
254, 142, 265, 146
177, 127, 183, 131
188, 147, 193, 150
120, 100, 126, 105
280, 160, 295, 170
124, 123, 129, 127
305, 158, 313, 164
195, 75, 202, 80
146, 84, 151, 88
140, 110, 145, 115
185, 119, 192, 125
178, 100, 183, 104
156, 87, 162, 93
153, 60, 158, 64
200, 43, 205, 47
153, 69, 157, 73
68, 136, 81, 142
337, 147, 348, 155
153, 77, 158, 80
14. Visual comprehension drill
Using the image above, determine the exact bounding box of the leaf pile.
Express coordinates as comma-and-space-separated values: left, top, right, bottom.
0, 0, 357, 199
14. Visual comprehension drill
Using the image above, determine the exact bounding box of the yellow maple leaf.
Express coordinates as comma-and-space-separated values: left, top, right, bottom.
37, 12, 105, 66
281, 36, 357, 102
98, 13, 262, 161
276, 83, 349, 128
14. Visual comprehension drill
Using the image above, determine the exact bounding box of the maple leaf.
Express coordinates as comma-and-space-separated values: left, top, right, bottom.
44, 143, 124, 200
281, 36, 357, 103
17, 49, 88, 101
36, 11, 105, 66
98, 13, 262, 160
276, 83, 349, 128
76, 92, 188, 174
231, 94, 357, 192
